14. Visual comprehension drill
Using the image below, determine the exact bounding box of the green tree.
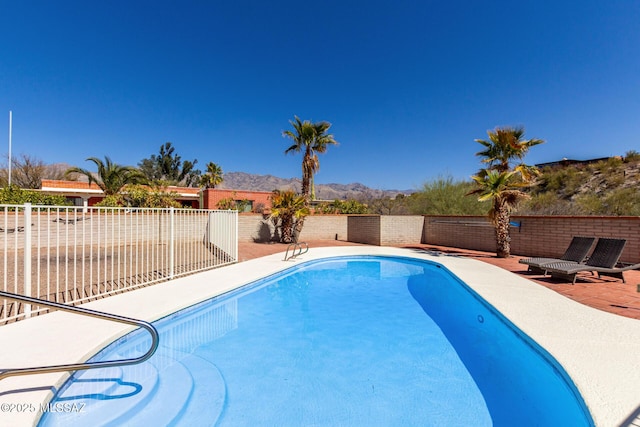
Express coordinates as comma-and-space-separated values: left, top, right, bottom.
65, 156, 146, 196
408, 176, 487, 215
200, 162, 224, 188
139, 142, 200, 187
468, 127, 544, 258
283, 116, 339, 201
269, 190, 310, 243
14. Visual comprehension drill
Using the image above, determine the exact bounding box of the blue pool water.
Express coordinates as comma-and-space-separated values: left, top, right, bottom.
40, 256, 593, 426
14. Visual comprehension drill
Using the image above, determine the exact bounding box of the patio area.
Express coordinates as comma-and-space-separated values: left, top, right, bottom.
239, 240, 640, 320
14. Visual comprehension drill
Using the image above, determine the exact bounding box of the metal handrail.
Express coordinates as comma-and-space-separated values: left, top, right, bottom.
0, 291, 159, 380
284, 242, 309, 261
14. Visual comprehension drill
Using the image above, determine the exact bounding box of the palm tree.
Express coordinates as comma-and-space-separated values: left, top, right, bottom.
200, 162, 224, 188
469, 126, 544, 258
475, 126, 544, 178
65, 156, 146, 196
283, 116, 339, 201
468, 170, 530, 257
269, 190, 310, 243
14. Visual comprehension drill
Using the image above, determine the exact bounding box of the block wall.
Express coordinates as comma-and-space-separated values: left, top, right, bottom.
347, 216, 381, 245
237, 214, 348, 242
423, 215, 640, 263
380, 216, 425, 245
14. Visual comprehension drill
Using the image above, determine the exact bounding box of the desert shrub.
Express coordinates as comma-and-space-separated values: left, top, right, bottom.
519, 193, 583, 215
624, 150, 640, 162
315, 199, 369, 214
409, 177, 486, 215
601, 188, 640, 215
534, 167, 583, 197
574, 194, 605, 215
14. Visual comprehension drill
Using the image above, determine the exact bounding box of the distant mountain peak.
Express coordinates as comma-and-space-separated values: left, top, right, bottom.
219, 171, 411, 200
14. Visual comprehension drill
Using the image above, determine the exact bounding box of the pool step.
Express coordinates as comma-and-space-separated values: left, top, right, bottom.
38, 361, 158, 427
172, 353, 227, 426
107, 354, 194, 426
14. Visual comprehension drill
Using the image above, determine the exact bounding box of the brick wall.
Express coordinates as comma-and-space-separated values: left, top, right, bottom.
380, 216, 425, 245
423, 215, 640, 263
239, 213, 640, 263
347, 216, 381, 245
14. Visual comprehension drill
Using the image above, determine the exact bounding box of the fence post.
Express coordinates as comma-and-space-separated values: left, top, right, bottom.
24, 203, 32, 318
169, 207, 174, 279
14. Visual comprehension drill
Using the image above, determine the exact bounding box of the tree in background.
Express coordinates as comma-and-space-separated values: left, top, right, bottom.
200, 162, 224, 188
139, 142, 200, 187
0, 154, 67, 189
408, 177, 487, 215
468, 127, 544, 258
65, 156, 147, 196
315, 199, 369, 214
269, 190, 309, 243
283, 116, 339, 201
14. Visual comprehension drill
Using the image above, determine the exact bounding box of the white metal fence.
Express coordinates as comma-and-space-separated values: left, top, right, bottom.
0, 204, 238, 323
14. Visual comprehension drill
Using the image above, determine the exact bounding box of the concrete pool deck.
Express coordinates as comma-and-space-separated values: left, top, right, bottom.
1, 245, 640, 426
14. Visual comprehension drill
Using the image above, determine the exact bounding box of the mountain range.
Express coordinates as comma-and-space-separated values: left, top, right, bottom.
219, 172, 412, 200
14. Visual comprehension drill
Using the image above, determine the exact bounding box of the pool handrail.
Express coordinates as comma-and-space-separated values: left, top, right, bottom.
284, 242, 309, 261
0, 290, 159, 380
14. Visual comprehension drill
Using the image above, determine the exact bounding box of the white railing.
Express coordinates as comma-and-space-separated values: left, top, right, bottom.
0, 204, 238, 323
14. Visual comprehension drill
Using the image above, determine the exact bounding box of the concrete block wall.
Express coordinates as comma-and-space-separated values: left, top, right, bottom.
380, 216, 425, 245
423, 215, 640, 263
299, 215, 348, 241
237, 214, 348, 242
423, 216, 496, 252
238, 213, 640, 263
347, 216, 381, 245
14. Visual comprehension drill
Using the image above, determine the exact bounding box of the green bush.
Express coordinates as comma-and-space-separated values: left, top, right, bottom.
409, 177, 487, 215
0, 185, 71, 206
315, 199, 369, 214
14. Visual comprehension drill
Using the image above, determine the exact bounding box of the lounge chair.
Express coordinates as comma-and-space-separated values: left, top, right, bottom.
542, 238, 634, 284
519, 236, 596, 273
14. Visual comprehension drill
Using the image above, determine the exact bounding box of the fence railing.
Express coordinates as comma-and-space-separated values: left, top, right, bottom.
0, 204, 238, 323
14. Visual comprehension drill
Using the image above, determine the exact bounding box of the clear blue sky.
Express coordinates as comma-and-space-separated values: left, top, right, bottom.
1, 1, 639, 190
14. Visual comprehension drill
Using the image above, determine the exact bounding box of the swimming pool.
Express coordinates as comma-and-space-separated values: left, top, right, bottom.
40, 256, 593, 426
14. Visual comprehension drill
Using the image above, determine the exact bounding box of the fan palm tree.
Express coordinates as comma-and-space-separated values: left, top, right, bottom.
200, 162, 224, 188
469, 126, 544, 258
468, 170, 530, 257
283, 116, 339, 201
65, 156, 146, 196
269, 190, 310, 243
475, 126, 544, 178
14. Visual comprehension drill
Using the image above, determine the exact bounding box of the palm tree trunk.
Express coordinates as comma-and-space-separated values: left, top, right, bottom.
281, 215, 294, 243
494, 203, 511, 258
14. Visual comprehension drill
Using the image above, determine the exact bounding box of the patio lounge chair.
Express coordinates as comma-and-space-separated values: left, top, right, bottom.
542, 238, 634, 284
519, 236, 596, 273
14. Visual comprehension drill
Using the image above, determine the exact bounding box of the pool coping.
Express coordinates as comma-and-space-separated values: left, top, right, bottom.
1, 246, 639, 426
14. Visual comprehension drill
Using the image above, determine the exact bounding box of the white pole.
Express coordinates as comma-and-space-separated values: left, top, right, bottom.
8, 110, 12, 186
